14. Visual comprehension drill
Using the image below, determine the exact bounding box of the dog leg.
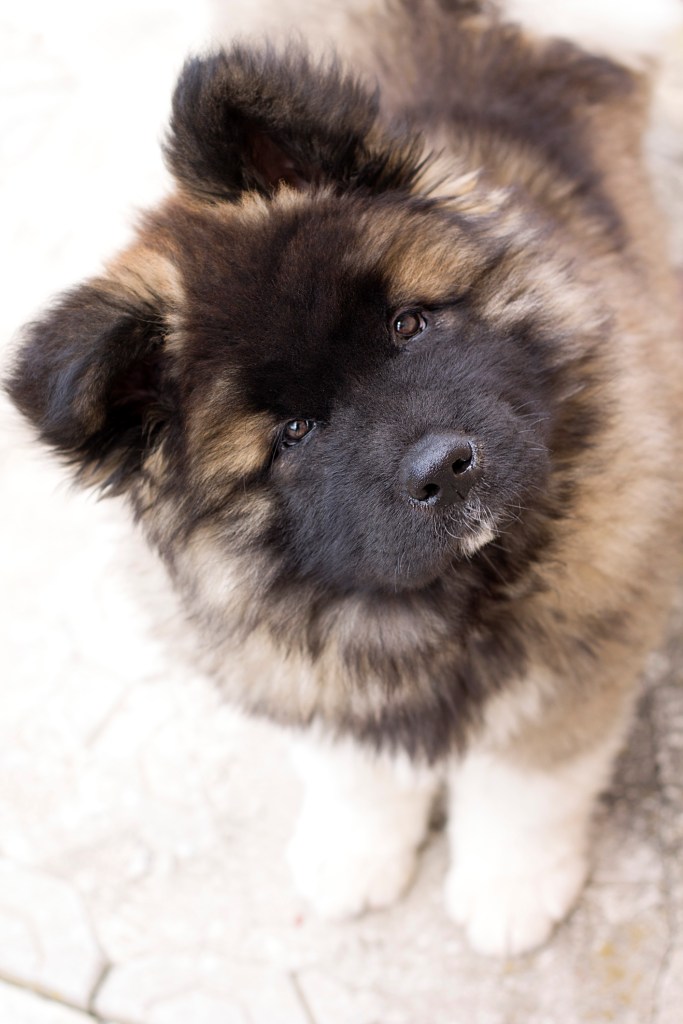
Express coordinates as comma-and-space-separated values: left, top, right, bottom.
445, 711, 629, 956
287, 735, 439, 918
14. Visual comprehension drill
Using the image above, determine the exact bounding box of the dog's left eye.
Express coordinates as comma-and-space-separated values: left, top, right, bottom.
392, 309, 427, 341
282, 419, 316, 446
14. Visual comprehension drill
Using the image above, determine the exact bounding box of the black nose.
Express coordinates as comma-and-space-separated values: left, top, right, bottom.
400, 432, 481, 506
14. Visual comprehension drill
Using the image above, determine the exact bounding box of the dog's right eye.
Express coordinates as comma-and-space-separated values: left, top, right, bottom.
392, 309, 427, 342
281, 419, 316, 446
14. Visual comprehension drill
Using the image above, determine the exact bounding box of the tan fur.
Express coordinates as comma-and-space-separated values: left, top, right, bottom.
187, 389, 276, 487
22, 3, 680, 771
106, 246, 185, 309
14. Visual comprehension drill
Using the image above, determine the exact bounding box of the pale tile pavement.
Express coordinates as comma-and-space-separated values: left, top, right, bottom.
1, 3, 682, 1022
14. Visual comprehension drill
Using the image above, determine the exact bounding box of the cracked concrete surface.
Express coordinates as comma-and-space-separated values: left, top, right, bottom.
1, 2, 682, 1022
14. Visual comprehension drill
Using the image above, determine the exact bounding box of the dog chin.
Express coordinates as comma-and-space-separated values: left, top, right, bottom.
366, 522, 499, 593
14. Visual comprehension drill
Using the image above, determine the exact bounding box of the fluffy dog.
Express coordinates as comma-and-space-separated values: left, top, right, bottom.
7, 0, 683, 955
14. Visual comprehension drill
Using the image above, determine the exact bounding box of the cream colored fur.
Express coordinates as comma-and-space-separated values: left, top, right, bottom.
287, 737, 439, 918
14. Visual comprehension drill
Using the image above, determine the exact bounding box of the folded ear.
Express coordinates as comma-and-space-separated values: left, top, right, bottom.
164, 47, 423, 202
5, 253, 179, 493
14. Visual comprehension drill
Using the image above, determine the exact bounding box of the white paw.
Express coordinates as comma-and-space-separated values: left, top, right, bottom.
286, 816, 418, 919
445, 854, 588, 956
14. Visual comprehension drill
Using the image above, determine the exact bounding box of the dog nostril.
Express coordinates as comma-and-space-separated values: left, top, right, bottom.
451, 448, 473, 475
420, 482, 440, 500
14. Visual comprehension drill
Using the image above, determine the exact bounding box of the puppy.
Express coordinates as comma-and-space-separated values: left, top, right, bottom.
6, 0, 683, 955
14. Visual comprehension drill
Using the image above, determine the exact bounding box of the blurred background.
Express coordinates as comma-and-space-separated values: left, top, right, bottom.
1, 2, 683, 1022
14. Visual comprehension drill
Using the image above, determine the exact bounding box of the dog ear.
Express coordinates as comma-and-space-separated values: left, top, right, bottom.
164, 48, 423, 202
5, 257, 178, 493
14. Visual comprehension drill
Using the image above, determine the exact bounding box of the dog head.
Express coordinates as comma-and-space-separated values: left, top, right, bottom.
7, 47, 601, 607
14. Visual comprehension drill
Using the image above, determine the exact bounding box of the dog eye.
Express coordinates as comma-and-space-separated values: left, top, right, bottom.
282, 419, 315, 446
392, 310, 427, 341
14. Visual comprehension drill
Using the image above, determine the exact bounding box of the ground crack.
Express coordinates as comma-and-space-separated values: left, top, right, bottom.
87, 959, 113, 1020
0, 964, 110, 1021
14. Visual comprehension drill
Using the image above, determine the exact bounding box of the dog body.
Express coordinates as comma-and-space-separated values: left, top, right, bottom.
7, 1, 683, 954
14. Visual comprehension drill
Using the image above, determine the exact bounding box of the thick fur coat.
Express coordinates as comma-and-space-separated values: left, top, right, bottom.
7, 0, 683, 954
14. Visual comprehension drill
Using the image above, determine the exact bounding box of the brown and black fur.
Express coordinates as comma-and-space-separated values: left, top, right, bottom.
6, 1, 683, 765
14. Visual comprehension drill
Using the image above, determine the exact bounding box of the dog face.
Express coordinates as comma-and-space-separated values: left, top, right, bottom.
159, 183, 562, 597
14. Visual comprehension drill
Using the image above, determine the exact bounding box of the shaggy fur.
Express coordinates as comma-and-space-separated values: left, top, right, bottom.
6, 0, 683, 953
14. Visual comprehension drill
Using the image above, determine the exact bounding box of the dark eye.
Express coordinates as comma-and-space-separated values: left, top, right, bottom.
392, 309, 427, 341
282, 419, 316, 446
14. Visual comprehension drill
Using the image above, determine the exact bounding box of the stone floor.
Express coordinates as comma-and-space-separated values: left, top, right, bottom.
1, 3, 682, 1022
